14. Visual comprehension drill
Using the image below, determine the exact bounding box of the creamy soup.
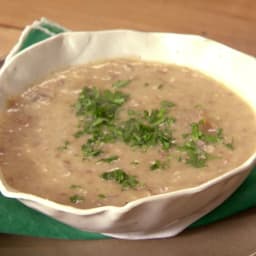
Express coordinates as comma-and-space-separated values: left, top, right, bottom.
0, 59, 255, 208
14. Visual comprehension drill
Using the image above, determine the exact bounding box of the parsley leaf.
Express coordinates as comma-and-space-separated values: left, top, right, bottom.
178, 121, 226, 168
69, 194, 84, 204
150, 159, 169, 171
150, 160, 161, 170
121, 106, 175, 150
75, 87, 129, 158
190, 121, 223, 144
81, 141, 103, 158
224, 138, 235, 150
179, 141, 208, 168
101, 168, 139, 189
191, 122, 203, 141
74, 86, 176, 159
99, 155, 119, 163
75, 87, 129, 120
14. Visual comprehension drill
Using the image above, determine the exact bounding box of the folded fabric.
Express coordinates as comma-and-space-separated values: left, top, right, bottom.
0, 18, 255, 240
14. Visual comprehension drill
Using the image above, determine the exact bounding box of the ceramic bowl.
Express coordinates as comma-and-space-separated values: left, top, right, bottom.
0, 30, 255, 239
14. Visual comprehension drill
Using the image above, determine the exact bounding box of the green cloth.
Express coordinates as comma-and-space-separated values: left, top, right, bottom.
0, 18, 255, 239
18, 21, 67, 52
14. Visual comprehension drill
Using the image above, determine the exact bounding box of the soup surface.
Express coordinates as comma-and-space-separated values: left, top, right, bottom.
0, 59, 255, 208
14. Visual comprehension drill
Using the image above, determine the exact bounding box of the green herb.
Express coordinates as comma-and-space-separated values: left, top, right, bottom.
112, 80, 131, 89
150, 160, 161, 170
224, 138, 234, 150
121, 117, 173, 150
190, 121, 223, 144
203, 128, 223, 143
73, 85, 236, 172
81, 141, 103, 158
178, 120, 234, 168
74, 87, 129, 158
191, 122, 203, 141
74, 86, 176, 160
101, 168, 139, 189
144, 108, 171, 126
150, 159, 169, 171
57, 140, 70, 151
75, 87, 129, 120
69, 194, 84, 204
70, 184, 82, 189
99, 155, 119, 163
122, 106, 175, 150
179, 141, 208, 168
179, 121, 222, 168
98, 193, 106, 199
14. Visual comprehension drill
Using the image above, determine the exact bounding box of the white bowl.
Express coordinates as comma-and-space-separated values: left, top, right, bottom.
0, 30, 255, 240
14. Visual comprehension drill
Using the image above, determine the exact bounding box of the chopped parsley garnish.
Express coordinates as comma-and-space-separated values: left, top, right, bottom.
112, 80, 131, 89
224, 138, 235, 150
178, 120, 233, 168
81, 141, 103, 158
101, 168, 139, 189
75, 87, 129, 120
74, 86, 176, 160
179, 121, 209, 168
150, 160, 161, 170
74, 87, 129, 158
121, 117, 173, 150
150, 159, 169, 171
73, 85, 235, 175
99, 155, 119, 163
122, 106, 175, 150
190, 122, 203, 141
179, 141, 208, 168
190, 121, 223, 144
69, 194, 84, 204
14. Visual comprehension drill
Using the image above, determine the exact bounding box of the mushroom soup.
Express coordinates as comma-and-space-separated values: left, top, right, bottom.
0, 59, 255, 208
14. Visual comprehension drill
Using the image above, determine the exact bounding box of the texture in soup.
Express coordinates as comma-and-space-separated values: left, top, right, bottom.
0, 59, 255, 209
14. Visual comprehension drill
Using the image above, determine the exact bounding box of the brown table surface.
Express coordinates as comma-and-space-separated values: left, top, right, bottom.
0, 0, 256, 255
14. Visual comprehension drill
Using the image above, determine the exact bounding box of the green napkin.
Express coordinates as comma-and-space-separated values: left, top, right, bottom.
0, 18, 255, 239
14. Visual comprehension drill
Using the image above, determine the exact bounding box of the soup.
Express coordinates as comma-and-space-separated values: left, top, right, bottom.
0, 59, 255, 208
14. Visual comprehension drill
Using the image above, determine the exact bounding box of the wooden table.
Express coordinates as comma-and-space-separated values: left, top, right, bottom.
0, 1, 256, 255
